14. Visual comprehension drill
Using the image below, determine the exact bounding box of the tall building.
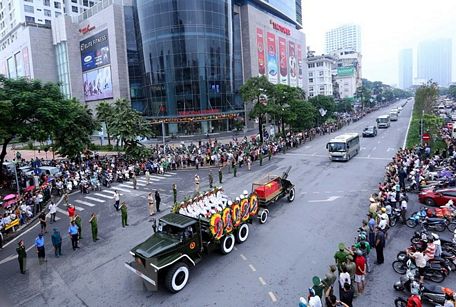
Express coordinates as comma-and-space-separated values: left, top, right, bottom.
331, 49, 362, 99
306, 52, 336, 97
325, 24, 361, 54
417, 38, 452, 86
262, 0, 302, 25
398, 48, 413, 90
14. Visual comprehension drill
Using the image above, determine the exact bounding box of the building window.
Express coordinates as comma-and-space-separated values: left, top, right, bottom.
308, 63, 315, 68
24, 5, 34, 13
319, 71, 324, 76
72, 6, 78, 13
24, 0, 33, 2
71, 0, 77, 2
308, 72, 313, 77
83, 0, 89, 6
320, 86, 325, 91
25, 16, 35, 23
316, 62, 323, 67
309, 86, 314, 92
319, 77, 324, 82
309, 78, 313, 83
44, 0, 51, 6
89, 1, 95, 6
54, 1, 61, 9
45, 19, 51, 26
44, 9, 51, 17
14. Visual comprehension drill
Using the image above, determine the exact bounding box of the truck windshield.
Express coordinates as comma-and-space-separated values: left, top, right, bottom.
328, 142, 346, 152
158, 222, 183, 237
378, 118, 388, 123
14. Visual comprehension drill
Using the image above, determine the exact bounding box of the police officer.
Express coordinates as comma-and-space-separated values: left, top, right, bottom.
208, 170, 214, 188
16, 240, 27, 274
218, 167, 223, 184
75, 214, 82, 240
233, 162, 237, 177
89, 213, 98, 242
172, 183, 177, 204
120, 202, 129, 227
68, 221, 79, 250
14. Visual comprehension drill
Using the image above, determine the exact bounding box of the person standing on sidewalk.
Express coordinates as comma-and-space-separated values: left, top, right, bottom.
68, 221, 79, 250
208, 170, 214, 188
218, 167, 223, 184
114, 190, 120, 211
374, 226, 385, 265
64, 192, 69, 206
155, 191, 161, 212
17, 240, 27, 274
35, 233, 46, 264
51, 228, 62, 258
89, 213, 98, 242
194, 174, 200, 193
148, 192, 156, 217
120, 202, 129, 227
132, 174, 137, 190
75, 214, 82, 240
48, 201, 57, 224
172, 183, 177, 204
39, 211, 47, 233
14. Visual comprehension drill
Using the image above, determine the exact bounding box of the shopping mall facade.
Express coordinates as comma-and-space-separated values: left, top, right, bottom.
0, 0, 306, 136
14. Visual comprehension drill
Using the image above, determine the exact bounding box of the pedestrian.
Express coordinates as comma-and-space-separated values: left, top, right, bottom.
64, 192, 69, 206
132, 174, 137, 189
0, 230, 3, 250
155, 190, 161, 212
75, 213, 82, 240
259, 151, 263, 166
148, 192, 156, 216
145, 169, 151, 185
325, 286, 349, 307
51, 228, 62, 258
89, 213, 98, 242
39, 211, 47, 233
16, 240, 27, 274
268, 148, 272, 161
68, 220, 79, 250
354, 250, 366, 294
233, 162, 237, 177
374, 226, 385, 264
322, 265, 337, 291
194, 174, 200, 193
35, 233, 46, 264
208, 170, 214, 188
367, 213, 376, 248
114, 190, 120, 211
172, 183, 177, 204
67, 204, 75, 221
400, 196, 408, 224
311, 276, 325, 303
48, 201, 57, 223
218, 167, 223, 184
120, 202, 128, 227
307, 288, 322, 307
338, 265, 350, 296
247, 157, 251, 171
339, 282, 354, 307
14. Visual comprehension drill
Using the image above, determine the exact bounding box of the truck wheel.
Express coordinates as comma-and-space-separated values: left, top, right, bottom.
220, 234, 235, 255
165, 262, 189, 293
235, 223, 249, 243
258, 209, 269, 224
287, 187, 295, 202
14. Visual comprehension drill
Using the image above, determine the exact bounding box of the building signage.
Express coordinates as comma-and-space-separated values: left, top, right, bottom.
79, 24, 95, 35
279, 37, 287, 85
288, 41, 297, 87
80, 29, 110, 72
297, 44, 303, 88
337, 66, 355, 77
266, 32, 278, 84
270, 20, 291, 36
177, 109, 220, 116
256, 28, 265, 76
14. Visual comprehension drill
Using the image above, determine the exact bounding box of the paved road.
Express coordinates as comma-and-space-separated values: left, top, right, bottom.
3, 99, 448, 307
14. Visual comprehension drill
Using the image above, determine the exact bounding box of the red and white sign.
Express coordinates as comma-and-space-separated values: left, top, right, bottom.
270, 20, 291, 36
256, 28, 265, 76
422, 133, 431, 142
79, 24, 96, 35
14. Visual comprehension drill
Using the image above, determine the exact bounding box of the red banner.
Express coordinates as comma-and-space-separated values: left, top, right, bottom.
256, 28, 265, 76
288, 41, 297, 87
297, 44, 303, 88
267, 32, 278, 84
279, 37, 287, 84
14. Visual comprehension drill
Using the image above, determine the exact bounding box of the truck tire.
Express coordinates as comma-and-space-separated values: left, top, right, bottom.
258, 209, 269, 224
220, 234, 235, 255
235, 223, 249, 244
165, 262, 189, 293
287, 187, 295, 202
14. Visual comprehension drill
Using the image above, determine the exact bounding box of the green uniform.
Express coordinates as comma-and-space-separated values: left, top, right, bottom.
75, 216, 82, 239
259, 153, 263, 166
334, 250, 349, 271
173, 185, 177, 203
218, 169, 223, 184
121, 205, 128, 227
16, 245, 27, 274
353, 241, 371, 254
208, 173, 213, 188
233, 164, 237, 177
268, 150, 272, 161
90, 216, 98, 242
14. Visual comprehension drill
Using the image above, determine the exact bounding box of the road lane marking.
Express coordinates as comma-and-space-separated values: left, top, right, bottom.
249, 264, 256, 272
85, 196, 105, 203
387, 147, 395, 152
75, 200, 95, 207
372, 147, 376, 151
268, 291, 278, 302
94, 193, 114, 199
74, 205, 85, 211
240, 254, 247, 261
259, 277, 267, 286
124, 182, 147, 187
308, 196, 340, 203
56, 207, 68, 215
110, 187, 132, 193
377, 140, 381, 144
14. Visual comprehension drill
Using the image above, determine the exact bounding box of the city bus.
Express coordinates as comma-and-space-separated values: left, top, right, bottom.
376, 115, 391, 128
326, 133, 360, 161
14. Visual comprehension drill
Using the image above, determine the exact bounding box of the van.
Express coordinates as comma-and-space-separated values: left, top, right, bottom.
2, 162, 16, 174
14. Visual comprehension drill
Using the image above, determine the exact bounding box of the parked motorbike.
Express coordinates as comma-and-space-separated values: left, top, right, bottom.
390, 208, 403, 227
392, 255, 447, 283
396, 245, 456, 272
407, 215, 448, 232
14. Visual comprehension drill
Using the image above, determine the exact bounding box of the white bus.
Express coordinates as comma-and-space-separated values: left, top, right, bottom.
376, 115, 391, 128
326, 133, 360, 161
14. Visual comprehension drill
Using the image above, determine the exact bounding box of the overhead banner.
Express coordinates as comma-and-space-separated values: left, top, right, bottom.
288, 41, 297, 87
83, 65, 113, 102
266, 32, 278, 84
256, 28, 265, 76
80, 29, 110, 72
297, 44, 303, 88
279, 37, 288, 85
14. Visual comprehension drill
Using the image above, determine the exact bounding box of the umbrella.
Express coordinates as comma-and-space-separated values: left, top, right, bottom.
3, 194, 16, 201
2, 199, 16, 208
25, 186, 35, 192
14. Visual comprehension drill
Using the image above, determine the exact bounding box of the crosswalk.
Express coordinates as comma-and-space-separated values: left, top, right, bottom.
53, 172, 178, 219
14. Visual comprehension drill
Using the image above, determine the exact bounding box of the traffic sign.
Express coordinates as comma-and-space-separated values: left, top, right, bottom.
422, 133, 431, 142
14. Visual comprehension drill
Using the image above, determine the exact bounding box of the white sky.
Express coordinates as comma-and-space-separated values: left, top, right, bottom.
302, 0, 456, 86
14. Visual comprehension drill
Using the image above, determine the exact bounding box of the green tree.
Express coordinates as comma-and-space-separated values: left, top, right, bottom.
448, 85, 456, 100
109, 98, 153, 159
240, 76, 275, 143
288, 100, 317, 130
96, 101, 114, 146
415, 81, 438, 114
355, 85, 372, 109
335, 98, 354, 113
270, 84, 303, 137
308, 95, 336, 125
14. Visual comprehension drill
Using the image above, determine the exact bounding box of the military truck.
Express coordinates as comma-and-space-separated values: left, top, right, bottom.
125, 188, 258, 293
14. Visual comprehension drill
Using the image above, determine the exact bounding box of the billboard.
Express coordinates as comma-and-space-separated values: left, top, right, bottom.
337, 66, 355, 76
256, 28, 265, 76
266, 32, 278, 84
83, 66, 113, 102
288, 41, 297, 87
80, 29, 110, 72
279, 37, 288, 85
297, 44, 303, 88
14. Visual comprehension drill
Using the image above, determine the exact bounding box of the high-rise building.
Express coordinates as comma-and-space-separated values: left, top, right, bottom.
306, 52, 336, 98
398, 48, 413, 90
331, 49, 362, 99
262, 0, 302, 26
417, 38, 452, 86
325, 24, 361, 54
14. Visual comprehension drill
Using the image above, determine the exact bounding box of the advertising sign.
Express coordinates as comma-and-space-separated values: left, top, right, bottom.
22, 47, 30, 78
266, 32, 278, 84
80, 29, 110, 72
279, 37, 288, 85
83, 66, 113, 102
297, 44, 303, 88
256, 28, 265, 76
337, 66, 355, 76
288, 41, 297, 87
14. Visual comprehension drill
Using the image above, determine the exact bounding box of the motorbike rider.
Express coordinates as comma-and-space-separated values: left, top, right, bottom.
423, 236, 436, 261
406, 282, 422, 307
431, 233, 442, 258
453, 229, 456, 245
400, 196, 408, 224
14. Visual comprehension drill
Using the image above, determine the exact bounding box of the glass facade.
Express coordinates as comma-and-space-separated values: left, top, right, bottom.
55, 42, 71, 98
134, 0, 241, 134
264, 0, 301, 25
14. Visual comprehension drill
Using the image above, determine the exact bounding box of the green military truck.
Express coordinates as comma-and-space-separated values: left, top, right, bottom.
125, 188, 258, 293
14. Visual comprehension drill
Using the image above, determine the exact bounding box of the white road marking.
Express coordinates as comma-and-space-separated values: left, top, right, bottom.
137, 179, 148, 183
240, 254, 247, 261
110, 187, 132, 193
162, 174, 172, 177
85, 196, 105, 203
312, 191, 320, 194
94, 193, 114, 199
403, 111, 413, 148
56, 207, 68, 215
305, 145, 311, 149
259, 277, 267, 286
124, 182, 147, 187
74, 205, 85, 211
268, 291, 278, 302
75, 200, 95, 207
0, 243, 36, 265
367, 154, 371, 158
372, 147, 376, 151
387, 147, 395, 152
249, 264, 257, 272
308, 196, 341, 203
167, 172, 177, 175
234, 247, 238, 251
360, 147, 366, 151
